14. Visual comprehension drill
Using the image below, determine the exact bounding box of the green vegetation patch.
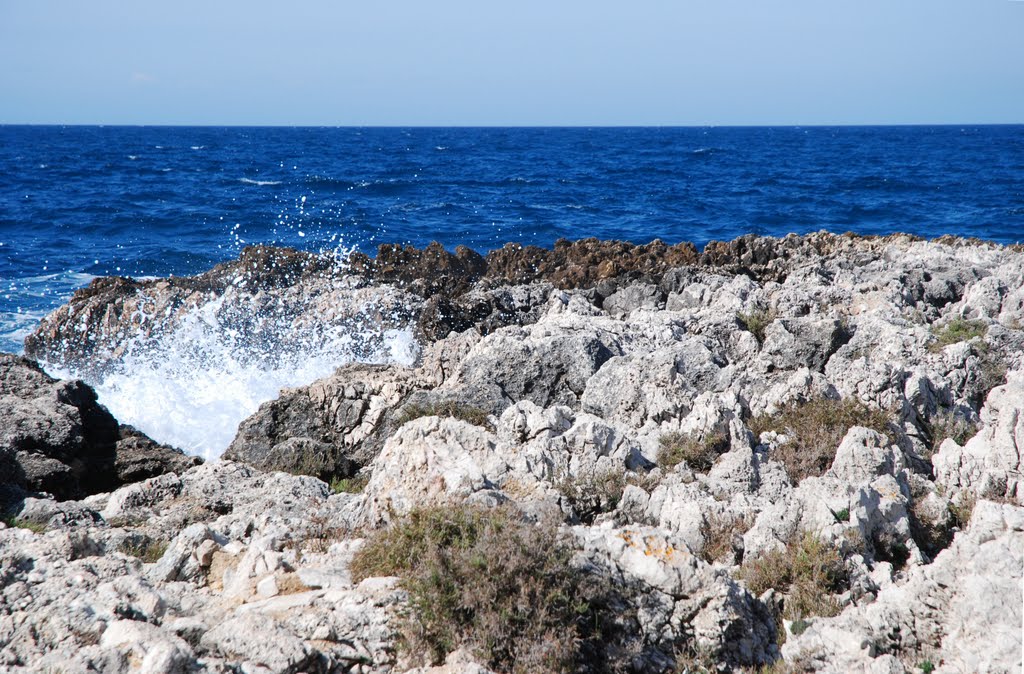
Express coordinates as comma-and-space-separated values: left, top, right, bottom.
748, 397, 894, 483
928, 318, 987, 352
398, 400, 494, 431
351, 505, 617, 673
330, 475, 369, 494
737, 308, 778, 344
740, 532, 848, 621
659, 430, 730, 473
1, 515, 47, 534
118, 536, 169, 563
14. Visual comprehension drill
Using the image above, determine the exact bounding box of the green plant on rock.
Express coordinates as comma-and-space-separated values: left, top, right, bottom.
737, 308, 778, 345
659, 430, 730, 473
739, 532, 848, 621
1, 515, 47, 533
927, 318, 988, 352
967, 347, 1008, 408
397, 400, 494, 431
118, 536, 168, 563
330, 475, 369, 494
748, 397, 894, 483
553, 467, 628, 525
350, 505, 621, 674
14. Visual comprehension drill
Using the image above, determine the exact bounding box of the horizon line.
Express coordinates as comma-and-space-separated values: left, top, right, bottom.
1, 122, 1023, 129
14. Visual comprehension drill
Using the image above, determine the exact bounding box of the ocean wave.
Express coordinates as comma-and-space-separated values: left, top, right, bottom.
41, 284, 419, 460
0, 310, 49, 353
239, 177, 283, 186
305, 175, 355, 189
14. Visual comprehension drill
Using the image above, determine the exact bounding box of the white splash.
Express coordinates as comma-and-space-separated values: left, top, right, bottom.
45, 288, 419, 461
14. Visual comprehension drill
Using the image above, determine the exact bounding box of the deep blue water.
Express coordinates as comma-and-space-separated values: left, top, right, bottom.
2, 125, 1023, 353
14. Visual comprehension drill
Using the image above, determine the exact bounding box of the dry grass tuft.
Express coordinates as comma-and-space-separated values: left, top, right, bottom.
553, 467, 628, 524
398, 400, 494, 431
699, 512, 753, 564
659, 430, 730, 473
740, 533, 847, 621
748, 397, 893, 483
923, 410, 978, 457
118, 536, 169, 563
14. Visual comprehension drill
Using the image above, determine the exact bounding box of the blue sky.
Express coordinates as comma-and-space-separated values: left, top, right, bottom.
1, 0, 1021, 125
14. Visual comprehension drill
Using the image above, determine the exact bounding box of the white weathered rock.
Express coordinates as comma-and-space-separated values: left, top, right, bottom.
783, 501, 1024, 673
933, 369, 1024, 504
362, 417, 507, 525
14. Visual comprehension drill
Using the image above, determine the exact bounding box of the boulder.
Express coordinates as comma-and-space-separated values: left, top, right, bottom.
0, 354, 198, 504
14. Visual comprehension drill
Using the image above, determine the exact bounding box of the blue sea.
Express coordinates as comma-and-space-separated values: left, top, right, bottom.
2, 125, 1022, 456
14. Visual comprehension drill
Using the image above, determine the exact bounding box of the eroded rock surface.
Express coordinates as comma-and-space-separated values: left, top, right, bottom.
7, 233, 1024, 672
0, 354, 198, 506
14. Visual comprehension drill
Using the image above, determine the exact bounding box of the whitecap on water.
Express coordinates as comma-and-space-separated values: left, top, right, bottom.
239, 177, 283, 186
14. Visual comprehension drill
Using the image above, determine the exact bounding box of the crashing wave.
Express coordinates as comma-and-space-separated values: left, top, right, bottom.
29, 247, 420, 459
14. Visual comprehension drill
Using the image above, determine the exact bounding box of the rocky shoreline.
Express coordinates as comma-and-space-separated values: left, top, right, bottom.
3, 232, 1023, 673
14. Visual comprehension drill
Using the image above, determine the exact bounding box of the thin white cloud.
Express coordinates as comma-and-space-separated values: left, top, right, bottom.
131, 72, 155, 84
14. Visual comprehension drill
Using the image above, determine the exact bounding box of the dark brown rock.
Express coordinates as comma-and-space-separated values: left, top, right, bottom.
223, 363, 417, 481
0, 354, 199, 505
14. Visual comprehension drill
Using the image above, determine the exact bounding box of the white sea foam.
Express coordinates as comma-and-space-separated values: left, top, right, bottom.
239, 178, 283, 186
45, 289, 419, 461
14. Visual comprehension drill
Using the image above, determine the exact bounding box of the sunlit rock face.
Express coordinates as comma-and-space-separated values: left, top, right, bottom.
6, 233, 1024, 673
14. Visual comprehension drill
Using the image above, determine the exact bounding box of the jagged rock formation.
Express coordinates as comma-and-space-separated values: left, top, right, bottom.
0, 354, 198, 506
5, 233, 1024, 673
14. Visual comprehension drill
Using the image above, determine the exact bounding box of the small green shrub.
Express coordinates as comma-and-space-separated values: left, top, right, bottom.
737, 308, 778, 344
330, 475, 368, 494
948, 492, 976, 530
553, 468, 628, 524
398, 400, 494, 431
923, 410, 978, 456
1, 515, 47, 533
351, 506, 619, 673
789, 618, 813, 636
748, 397, 894, 483
740, 533, 848, 621
928, 318, 987, 352
118, 537, 168, 563
831, 508, 850, 523
659, 430, 730, 473
919, 660, 935, 674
